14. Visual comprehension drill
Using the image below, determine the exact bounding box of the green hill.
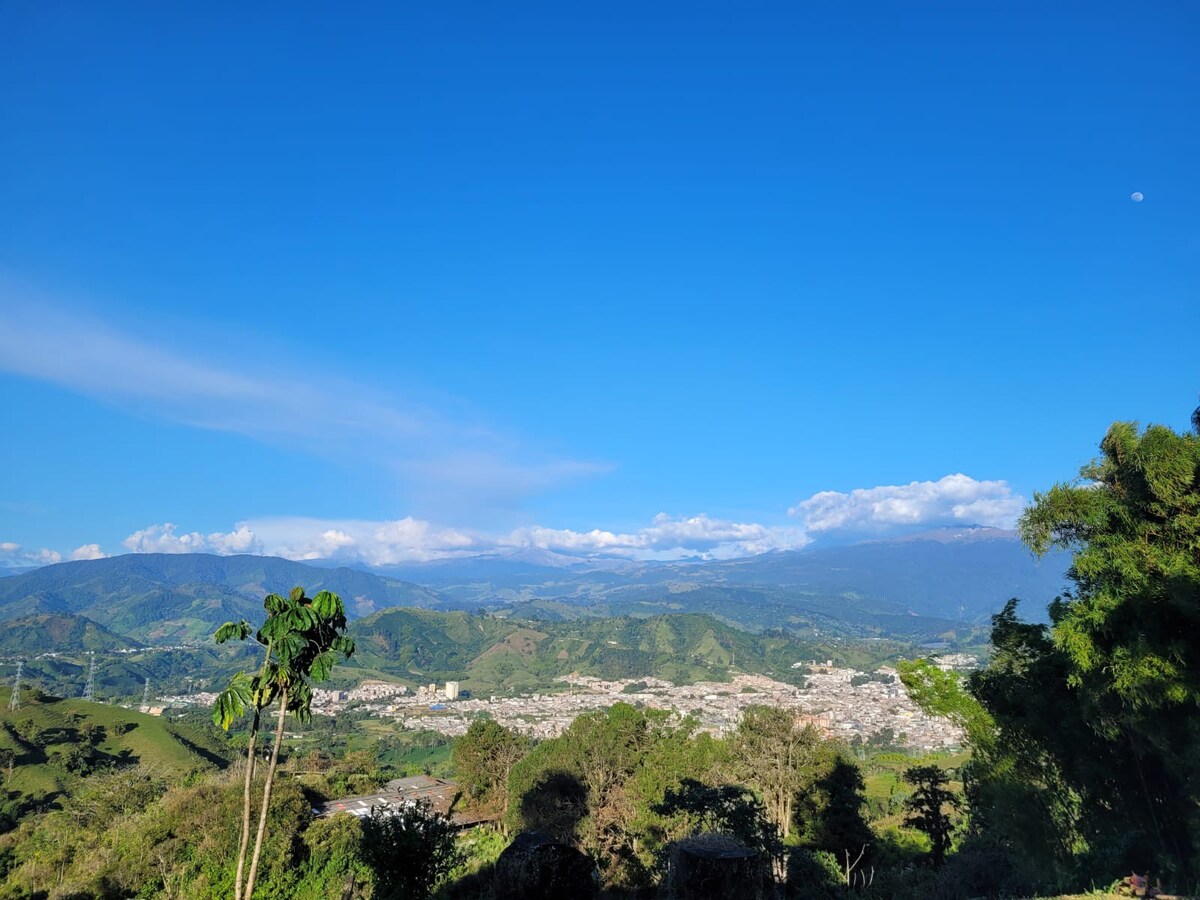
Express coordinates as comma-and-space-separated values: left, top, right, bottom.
346, 608, 888, 694
0, 613, 140, 655
0, 692, 231, 825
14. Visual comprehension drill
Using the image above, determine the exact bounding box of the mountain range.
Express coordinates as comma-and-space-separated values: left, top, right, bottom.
0, 526, 1069, 653
373, 526, 1070, 630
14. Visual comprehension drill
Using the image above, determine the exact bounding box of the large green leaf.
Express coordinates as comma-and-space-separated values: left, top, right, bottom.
212, 671, 253, 730
263, 593, 288, 615
312, 590, 344, 619
288, 606, 317, 632
213, 620, 252, 644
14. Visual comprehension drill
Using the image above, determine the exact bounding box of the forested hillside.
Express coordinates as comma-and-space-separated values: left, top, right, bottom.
348, 609, 837, 693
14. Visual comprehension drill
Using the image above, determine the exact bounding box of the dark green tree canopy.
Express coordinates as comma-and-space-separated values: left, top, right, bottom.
1020, 419, 1200, 716
967, 409, 1200, 886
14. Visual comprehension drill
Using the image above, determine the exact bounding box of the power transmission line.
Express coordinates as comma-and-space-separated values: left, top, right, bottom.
7, 660, 22, 712
83, 652, 97, 702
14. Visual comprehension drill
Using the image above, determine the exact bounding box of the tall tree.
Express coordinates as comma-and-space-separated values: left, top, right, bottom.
809, 758, 873, 859
453, 719, 530, 827
213, 586, 355, 900
970, 408, 1200, 885
730, 705, 822, 842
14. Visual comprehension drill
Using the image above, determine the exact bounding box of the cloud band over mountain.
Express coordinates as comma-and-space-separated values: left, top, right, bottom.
2, 474, 1027, 569
789, 474, 1027, 533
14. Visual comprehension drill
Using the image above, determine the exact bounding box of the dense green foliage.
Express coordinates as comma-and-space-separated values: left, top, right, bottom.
947, 410, 1200, 893
1, 703, 959, 899
360, 801, 462, 899
453, 719, 530, 823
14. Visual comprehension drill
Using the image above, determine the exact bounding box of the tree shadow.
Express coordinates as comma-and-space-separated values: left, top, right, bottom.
807, 759, 873, 859
167, 730, 231, 769
517, 770, 589, 846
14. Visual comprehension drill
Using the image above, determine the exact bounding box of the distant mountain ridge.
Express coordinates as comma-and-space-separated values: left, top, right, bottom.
0, 528, 1069, 649
0, 553, 447, 644
346, 608, 823, 693
380, 526, 1069, 626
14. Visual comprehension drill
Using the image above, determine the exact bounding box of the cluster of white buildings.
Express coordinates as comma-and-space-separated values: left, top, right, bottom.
310, 679, 411, 714
365, 666, 963, 751
139, 664, 966, 753
932, 653, 980, 671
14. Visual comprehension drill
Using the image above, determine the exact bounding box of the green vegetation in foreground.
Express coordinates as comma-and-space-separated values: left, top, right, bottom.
2, 403, 1196, 899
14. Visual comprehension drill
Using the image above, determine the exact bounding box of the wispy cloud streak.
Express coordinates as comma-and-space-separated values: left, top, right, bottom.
0, 292, 606, 505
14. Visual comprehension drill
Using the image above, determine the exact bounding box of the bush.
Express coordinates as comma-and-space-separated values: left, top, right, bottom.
360, 800, 462, 900
786, 848, 842, 899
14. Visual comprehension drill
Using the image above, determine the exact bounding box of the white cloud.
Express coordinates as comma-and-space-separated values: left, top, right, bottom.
88, 476, 1026, 568
242, 516, 480, 564
117, 511, 808, 565
0, 541, 62, 568
789, 474, 1026, 533
121, 516, 480, 565
70, 544, 107, 561
503, 513, 810, 560
122, 523, 264, 555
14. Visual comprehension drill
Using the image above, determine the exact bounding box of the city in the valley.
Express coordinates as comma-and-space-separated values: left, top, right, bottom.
162, 657, 969, 752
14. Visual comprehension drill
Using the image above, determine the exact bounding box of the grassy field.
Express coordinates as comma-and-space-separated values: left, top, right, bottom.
1, 689, 230, 813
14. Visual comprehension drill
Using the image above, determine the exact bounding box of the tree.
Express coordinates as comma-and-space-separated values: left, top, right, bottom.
1021, 417, 1200, 720
359, 800, 462, 900
80, 722, 105, 745
730, 706, 822, 842
897, 658, 994, 749
505, 704, 669, 887
968, 407, 1200, 885
212, 586, 355, 900
1022, 412, 1200, 880
903, 765, 959, 866
453, 719, 530, 826
0, 748, 14, 785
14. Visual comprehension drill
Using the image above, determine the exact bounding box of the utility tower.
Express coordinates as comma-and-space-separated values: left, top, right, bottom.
7, 660, 22, 712
83, 652, 97, 702
142, 678, 151, 706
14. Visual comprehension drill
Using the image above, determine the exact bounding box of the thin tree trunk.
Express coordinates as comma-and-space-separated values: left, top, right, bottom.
234, 707, 261, 900
243, 688, 288, 900
235, 640, 273, 900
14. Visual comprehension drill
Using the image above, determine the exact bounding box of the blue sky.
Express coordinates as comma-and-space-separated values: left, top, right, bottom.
1, 1, 1197, 566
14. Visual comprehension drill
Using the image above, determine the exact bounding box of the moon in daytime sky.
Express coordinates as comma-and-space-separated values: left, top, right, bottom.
1131, 191, 1144, 202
